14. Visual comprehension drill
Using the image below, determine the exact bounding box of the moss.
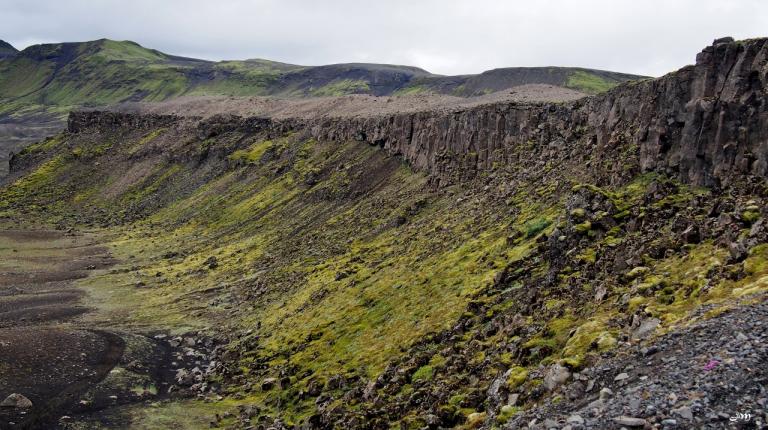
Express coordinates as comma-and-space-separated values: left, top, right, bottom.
18, 135, 64, 155
524, 217, 551, 238
577, 247, 597, 264
128, 128, 166, 154
565, 70, 618, 94
741, 210, 761, 224
228, 139, 275, 164
498, 352, 513, 366
393, 85, 430, 96
561, 320, 616, 368
449, 394, 467, 407
574, 221, 592, 234
625, 266, 650, 280
463, 412, 487, 429
309, 79, 370, 96
506, 366, 528, 389
744, 244, 768, 275
569, 208, 586, 219
603, 235, 623, 247
0, 155, 68, 213
412, 365, 434, 382
497, 405, 520, 424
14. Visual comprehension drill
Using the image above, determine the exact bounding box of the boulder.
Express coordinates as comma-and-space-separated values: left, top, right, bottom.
261, 377, 277, 391
544, 363, 571, 391
631, 317, 660, 341
0, 393, 33, 408
613, 416, 647, 427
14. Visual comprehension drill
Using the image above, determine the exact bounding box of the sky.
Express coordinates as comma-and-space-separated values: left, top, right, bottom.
1, 0, 767, 77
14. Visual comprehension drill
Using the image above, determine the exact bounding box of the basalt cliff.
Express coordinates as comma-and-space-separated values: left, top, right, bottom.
58, 37, 768, 191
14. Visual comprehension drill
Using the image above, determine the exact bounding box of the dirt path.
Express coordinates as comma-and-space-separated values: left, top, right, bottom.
0, 229, 133, 429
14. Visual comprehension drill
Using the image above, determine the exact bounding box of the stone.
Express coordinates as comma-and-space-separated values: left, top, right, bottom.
0, 393, 32, 408
544, 363, 571, 391
175, 369, 193, 386
567, 414, 584, 425
594, 285, 608, 302
614, 372, 630, 382
599, 387, 614, 401
613, 416, 647, 427
713, 36, 735, 44
632, 317, 661, 341
681, 225, 700, 243
729, 241, 748, 262
672, 405, 693, 420
204, 256, 218, 269
543, 418, 558, 428
261, 378, 277, 391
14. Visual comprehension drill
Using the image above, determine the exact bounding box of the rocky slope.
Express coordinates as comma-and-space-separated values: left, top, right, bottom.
0, 37, 766, 429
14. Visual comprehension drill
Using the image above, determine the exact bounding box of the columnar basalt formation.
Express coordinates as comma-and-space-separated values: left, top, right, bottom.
304, 38, 768, 188
57, 38, 768, 190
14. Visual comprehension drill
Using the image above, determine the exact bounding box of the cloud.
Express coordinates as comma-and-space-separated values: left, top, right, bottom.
1, 0, 766, 76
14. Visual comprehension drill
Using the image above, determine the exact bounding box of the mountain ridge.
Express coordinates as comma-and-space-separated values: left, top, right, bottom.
0, 38, 647, 103
0, 40, 17, 60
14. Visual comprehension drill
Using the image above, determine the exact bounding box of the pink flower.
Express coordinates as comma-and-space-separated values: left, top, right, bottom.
703, 359, 719, 371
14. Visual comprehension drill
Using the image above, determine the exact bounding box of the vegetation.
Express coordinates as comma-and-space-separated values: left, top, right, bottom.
1, 104, 764, 428
565, 70, 619, 94
308, 79, 370, 96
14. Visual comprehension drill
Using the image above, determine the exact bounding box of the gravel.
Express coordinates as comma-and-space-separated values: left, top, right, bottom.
509, 295, 768, 429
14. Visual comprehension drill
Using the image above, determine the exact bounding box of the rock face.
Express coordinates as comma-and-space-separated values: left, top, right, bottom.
305, 38, 768, 189
58, 38, 768, 191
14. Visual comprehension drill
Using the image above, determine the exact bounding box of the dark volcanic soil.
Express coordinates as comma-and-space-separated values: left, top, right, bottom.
0, 229, 173, 429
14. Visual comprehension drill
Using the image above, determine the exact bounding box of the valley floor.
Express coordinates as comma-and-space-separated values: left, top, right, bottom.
0, 227, 231, 430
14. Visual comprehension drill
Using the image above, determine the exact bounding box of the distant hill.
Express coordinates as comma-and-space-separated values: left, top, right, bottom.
412, 66, 645, 96
0, 38, 647, 175
0, 38, 645, 107
0, 40, 17, 60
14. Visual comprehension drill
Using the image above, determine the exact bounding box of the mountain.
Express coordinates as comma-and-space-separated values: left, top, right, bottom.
0, 38, 644, 106
0, 40, 17, 60
0, 37, 766, 429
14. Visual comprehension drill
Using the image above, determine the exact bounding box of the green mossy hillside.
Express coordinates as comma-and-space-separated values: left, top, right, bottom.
2, 117, 766, 428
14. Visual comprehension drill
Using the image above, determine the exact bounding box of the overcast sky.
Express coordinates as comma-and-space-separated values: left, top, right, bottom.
2, 0, 766, 77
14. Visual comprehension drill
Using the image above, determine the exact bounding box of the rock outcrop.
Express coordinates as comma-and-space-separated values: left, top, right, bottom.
305, 38, 768, 188
59, 38, 768, 191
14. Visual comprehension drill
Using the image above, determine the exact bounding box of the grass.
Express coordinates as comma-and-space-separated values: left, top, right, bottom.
309, 79, 370, 96
565, 70, 618, 94
228, 139, 275, 164
393, 85, 431, 96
